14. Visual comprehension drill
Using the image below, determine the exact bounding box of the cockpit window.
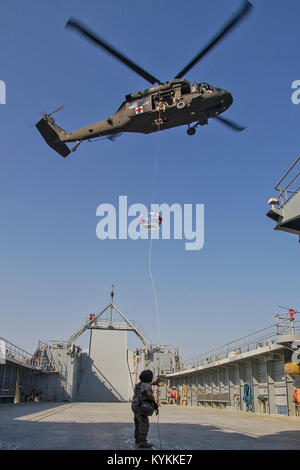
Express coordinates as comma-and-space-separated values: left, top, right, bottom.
199, 82, 213, 91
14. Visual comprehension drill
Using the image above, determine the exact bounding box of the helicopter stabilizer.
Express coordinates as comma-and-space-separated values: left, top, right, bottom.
36, 117, 71, 158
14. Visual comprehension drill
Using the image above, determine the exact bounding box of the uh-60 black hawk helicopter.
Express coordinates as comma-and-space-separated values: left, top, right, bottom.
36, 0, 253, 158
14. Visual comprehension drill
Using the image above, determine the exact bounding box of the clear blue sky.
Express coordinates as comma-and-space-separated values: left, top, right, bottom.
0, 0, 299, 358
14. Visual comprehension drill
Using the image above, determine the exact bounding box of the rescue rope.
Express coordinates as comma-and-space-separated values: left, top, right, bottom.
151, 111, 161, 204
156, 410, 162, 449
148, 238, 160, 351
148, 107, 163, 450
149, 108, 161, 370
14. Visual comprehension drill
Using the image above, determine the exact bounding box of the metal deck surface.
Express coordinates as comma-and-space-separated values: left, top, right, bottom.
1, 402, 300, 450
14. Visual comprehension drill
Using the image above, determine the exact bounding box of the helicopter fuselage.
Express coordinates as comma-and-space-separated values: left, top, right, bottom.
36, 4, 251, 157
59, 79, 233, 143
36, 79, 233, 157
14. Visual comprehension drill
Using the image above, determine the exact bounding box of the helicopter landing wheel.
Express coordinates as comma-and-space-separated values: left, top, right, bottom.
187, 127, 196, 136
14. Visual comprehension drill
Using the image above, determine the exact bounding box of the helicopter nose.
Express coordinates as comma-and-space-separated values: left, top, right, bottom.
220, 89, 233, 109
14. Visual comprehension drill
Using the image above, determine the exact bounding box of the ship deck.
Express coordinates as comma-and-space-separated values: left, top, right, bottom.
1, 402, 300, 450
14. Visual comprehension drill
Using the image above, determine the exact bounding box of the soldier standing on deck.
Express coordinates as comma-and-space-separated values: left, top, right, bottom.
131, 369, 159, 448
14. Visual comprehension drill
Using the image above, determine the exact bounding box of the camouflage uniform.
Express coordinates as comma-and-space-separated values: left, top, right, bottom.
131, 382, 152, 442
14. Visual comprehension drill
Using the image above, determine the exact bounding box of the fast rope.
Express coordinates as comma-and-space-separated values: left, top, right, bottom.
156, 409, 162, 449
148, 236, 163, 450
148, 106, 163, 450
148, 238, 160, 353
149, 107, 162, 367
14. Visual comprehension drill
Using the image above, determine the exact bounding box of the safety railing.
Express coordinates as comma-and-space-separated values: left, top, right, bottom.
128, 319, 153, 346
68, 314, 152, 348
274, 156, 300, 209
276, 310, 300, 336
0, 337, 33, 367
88, 318, 150, 337
0, 388, 15, 397
181, 311, 300, 370
0, 337, 57, 372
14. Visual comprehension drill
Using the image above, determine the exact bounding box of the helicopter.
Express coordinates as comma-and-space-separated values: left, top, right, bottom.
36, 0, 253, 158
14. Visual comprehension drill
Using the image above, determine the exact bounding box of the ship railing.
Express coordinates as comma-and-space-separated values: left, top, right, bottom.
68, 316, 152, 348
93, 318, 153, 347
0, 337, 33, 367
275, 311, 300, 336
182, 311, 300, 370
0, 337, 58, 373
127, 320, 153, 346
0, 388, 15, 397
274, 156, 300, 209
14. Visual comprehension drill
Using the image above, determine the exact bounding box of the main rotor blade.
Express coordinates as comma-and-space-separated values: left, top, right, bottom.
175, 0, 253, 79
215, 115, 246, 132
66, 18, 161, 85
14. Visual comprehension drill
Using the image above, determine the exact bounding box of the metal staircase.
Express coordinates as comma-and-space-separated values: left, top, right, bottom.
30, 341, 58, 372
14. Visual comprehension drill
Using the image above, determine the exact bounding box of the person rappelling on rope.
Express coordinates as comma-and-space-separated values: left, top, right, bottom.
139, 212, 162, 231
131, 369, 160, 448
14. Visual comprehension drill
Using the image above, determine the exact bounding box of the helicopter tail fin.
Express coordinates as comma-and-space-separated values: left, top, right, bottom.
36, 117, 71, 158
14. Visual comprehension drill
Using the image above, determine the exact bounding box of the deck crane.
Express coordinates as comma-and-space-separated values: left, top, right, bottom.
67, 286, 152, 351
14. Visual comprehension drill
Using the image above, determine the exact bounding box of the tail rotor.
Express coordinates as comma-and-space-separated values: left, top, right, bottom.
41, 105, 64, 119
40, 106, 64, 124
